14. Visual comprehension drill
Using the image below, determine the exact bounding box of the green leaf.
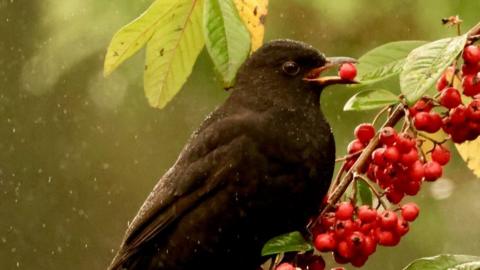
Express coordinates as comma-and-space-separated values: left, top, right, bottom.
400, 35, 468, 104
403, 254, 480, 270
356, 41, 426, 85
203, 0, 251, 87
356, 180, 373, 206
261, 231, 313, 256
343, 89, 398, 111
104, 0, 178, 76
144, 0, 205, 109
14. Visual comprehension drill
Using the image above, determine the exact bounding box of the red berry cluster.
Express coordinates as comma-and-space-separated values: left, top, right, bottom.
346, 124, 450, 204
414, 44, 480, 143
311, 202, 419, 268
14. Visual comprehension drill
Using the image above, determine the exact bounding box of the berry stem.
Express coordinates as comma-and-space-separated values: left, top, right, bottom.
417, 132, 449, 145
335, 150, 362, 162
320, 104, 406, 216
355, 174, 388, 210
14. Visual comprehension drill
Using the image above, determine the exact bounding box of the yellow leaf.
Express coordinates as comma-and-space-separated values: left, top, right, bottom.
234, 0, 269, 52
103, 0, 178, 76
456, 139, 480, 177
144, 0, 204, 109
419, 131, 447, 162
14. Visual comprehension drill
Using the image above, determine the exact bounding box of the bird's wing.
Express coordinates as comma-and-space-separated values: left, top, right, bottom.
108, 110, 260, 269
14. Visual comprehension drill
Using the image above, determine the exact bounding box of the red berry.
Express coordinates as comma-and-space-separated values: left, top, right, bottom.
462, 63, 480, 75
408, 160, 425, 182
400, 148, 419, 166
333, 252, 350, 264
320, 212, 336, 229
361, 235, 377, 256
334, 220, 355, 239
413, 112, 430, 131
463, 45, 480, 64
423, 161, 442, 181
348, 231, 366, 251
462, 74, 480, 97
355, 123, 376, 143
450, 127, 470, 144
395, 218, 410, 236
347, 139, 365, 154
439, 87, 462, 109
358, 206, 377, 223
384, 146, 400, 162
337, 241, 354, 259
380, 127, 397, 146
344, 158, 356, 171
338, 63, 357, 80
466, 100, 480, 121
308, 257, 326, 270
336, 202, 354, 220
377, 230, 400, 246
386, 188, 404, 204
431, 145, 451, 165
449, 105, 467, 125
436, 66, 455, 91
425, 112, 442, 133
396, 133, 416, 153
401, 202, 420, 222
350, 255, 368, 267
380, 210, 398, 229
404, 180, 421, 196
409, 98, 433, 116
314, 233, 336, 252
372, 148, 387, 166
436, 75, 448, 91
276, 262, 295, 270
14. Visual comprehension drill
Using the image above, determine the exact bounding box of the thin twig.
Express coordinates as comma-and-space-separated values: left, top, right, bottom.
372, 105, 390, 127
328, 163, 346, 194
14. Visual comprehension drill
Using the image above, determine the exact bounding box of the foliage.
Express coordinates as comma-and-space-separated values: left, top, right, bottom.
104, 0, 268, 109
402, 254, 480, 270
261, 231, 313, 256
355, 41, 426, 85
203, 0, 251, 87
400, 35, 468, 104
343, 89, 398, 111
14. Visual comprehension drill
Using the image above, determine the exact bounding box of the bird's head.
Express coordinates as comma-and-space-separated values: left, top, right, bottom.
233, 39, 356, 107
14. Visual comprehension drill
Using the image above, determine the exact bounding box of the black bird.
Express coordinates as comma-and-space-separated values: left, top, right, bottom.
108, 39, 356, 270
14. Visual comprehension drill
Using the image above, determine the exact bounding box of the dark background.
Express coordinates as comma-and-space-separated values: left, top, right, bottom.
0, 0, 479, 269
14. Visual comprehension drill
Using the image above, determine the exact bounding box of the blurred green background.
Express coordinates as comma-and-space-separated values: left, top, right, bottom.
1, 0, 479, 269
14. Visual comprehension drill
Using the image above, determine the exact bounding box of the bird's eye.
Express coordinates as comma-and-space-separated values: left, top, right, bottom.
282, 61, 300, 76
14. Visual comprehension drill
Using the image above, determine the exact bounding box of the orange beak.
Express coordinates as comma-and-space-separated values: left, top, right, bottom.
304, 57, 358, 86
